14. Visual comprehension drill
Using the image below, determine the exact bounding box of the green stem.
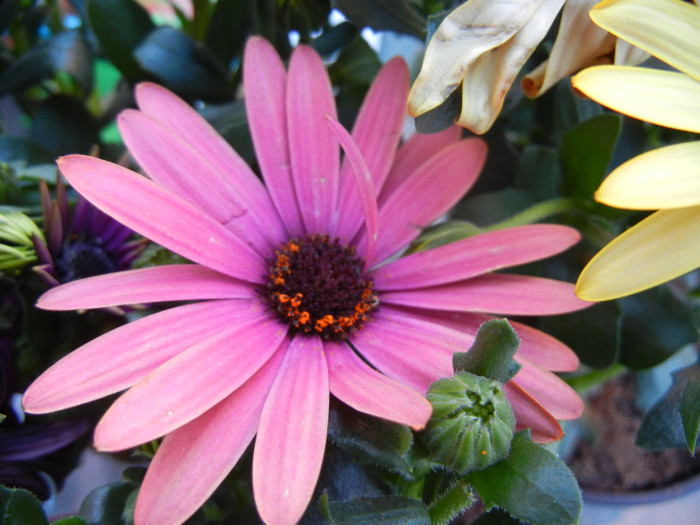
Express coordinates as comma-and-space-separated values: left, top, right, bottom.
484, 198, 579, 231
190, 0, 211, 41
565, 364, 626, 393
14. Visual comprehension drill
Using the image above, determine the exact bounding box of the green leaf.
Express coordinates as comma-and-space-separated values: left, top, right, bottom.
312, 21, 360, 56
332, 0, 426, 38
0, 485, 49, 525
560, 114, 622, 199
50, 518, 87, 525
79, 481, 137, 525
328, 35, 381, 88
457, 188, 536, 228
537, 301, 621, 369
514, 145, 560, 201
0, 138, 53, 165
414, 86, 460, 134
322, 494, 431, 525
0, 31, 92, 94
0, 0, 20, 34
30, 96, 98, 157
471, 507, 524, 524
205, 0, 252, 66
134, 26, 231, 102
427, 477, 475, 525
87, 0, 155, 79
453, 319, 521, 383
636, 365, 700, 451
328, 404, 414, 477
467, 431, 582, 525
546, 80, 606, 145
619, 286, 698, 370
681, 377, 700, 455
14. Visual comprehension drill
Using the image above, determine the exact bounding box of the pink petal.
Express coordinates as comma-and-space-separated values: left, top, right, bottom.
380, 274, 591, 316
134, 82, 285, 244
94, 307, 288, 451
325, 116, 378, 267
511, 357, 583, 420
134, 344, 286, 525
509, 320, 579, 372
287, 45, 339, 235
378, 307, 579, 373
23, 301, 242, 413
380, 126, 462, 201
253, 335, 329, 525
350, 306, 470, 393
37, 265, 254, 310
366, 138, 487, 265
335, 57, 408, 241
243, 37, 303, 236
326, 341, 432, 430
373, 224, 581, 290
504, 381, 564, 443
57, 155, 266, 282
118, 108, 284, 253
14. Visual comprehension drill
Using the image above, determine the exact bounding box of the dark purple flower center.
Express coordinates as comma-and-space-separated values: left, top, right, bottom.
54, 239, 118, 283
265, 234, 378, 340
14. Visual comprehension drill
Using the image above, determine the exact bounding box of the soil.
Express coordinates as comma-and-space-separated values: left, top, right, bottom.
566, 373, 700, 493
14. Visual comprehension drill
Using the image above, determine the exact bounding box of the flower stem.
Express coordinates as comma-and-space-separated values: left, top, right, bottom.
484, 198, 579, 231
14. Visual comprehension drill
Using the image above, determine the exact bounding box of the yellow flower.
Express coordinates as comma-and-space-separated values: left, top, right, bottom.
407, 0, 645, 134
575, 0, 700, 301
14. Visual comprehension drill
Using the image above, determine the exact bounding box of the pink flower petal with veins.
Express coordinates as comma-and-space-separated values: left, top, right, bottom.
253, 335, 329, 525
287, 45, 339, 235
505, 382, 564, 443
326, 341, 432, 430
118, 109, 283, 253
509, 320, 579, 372
95, 306, 287, 451
23, 300, 243, 413
380, 126, 462, 199
133, 82, 286, 247
37, 265, 254, 310
135, 344, 286, 525
335, 57, 408, 241
365, 137, 487, 265
374, 224, 580, 290
350, 306, 470, 393
243, 37, 303, 236
381, 274, 590, 316
512, 356, 584, 420
57, 155, 265, 282
325, 116, 378, 266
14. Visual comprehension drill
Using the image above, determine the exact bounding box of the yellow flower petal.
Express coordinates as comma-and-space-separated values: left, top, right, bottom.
522, 0, 614, 98
408, 0, 557, 117
576, 206, 700, 301
591, 0, 700, 81
595, 141, 700, 209
572, 66, 700, 133
458, 0, 564, 133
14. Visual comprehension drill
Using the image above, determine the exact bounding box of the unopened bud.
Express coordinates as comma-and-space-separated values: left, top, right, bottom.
424, 372, 515, 473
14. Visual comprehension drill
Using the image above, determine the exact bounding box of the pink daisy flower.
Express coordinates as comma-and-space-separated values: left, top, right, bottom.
23, 37, 588, 525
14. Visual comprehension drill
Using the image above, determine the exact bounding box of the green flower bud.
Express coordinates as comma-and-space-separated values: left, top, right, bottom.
0, 211, 42, 272
424, 372, 515, 473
